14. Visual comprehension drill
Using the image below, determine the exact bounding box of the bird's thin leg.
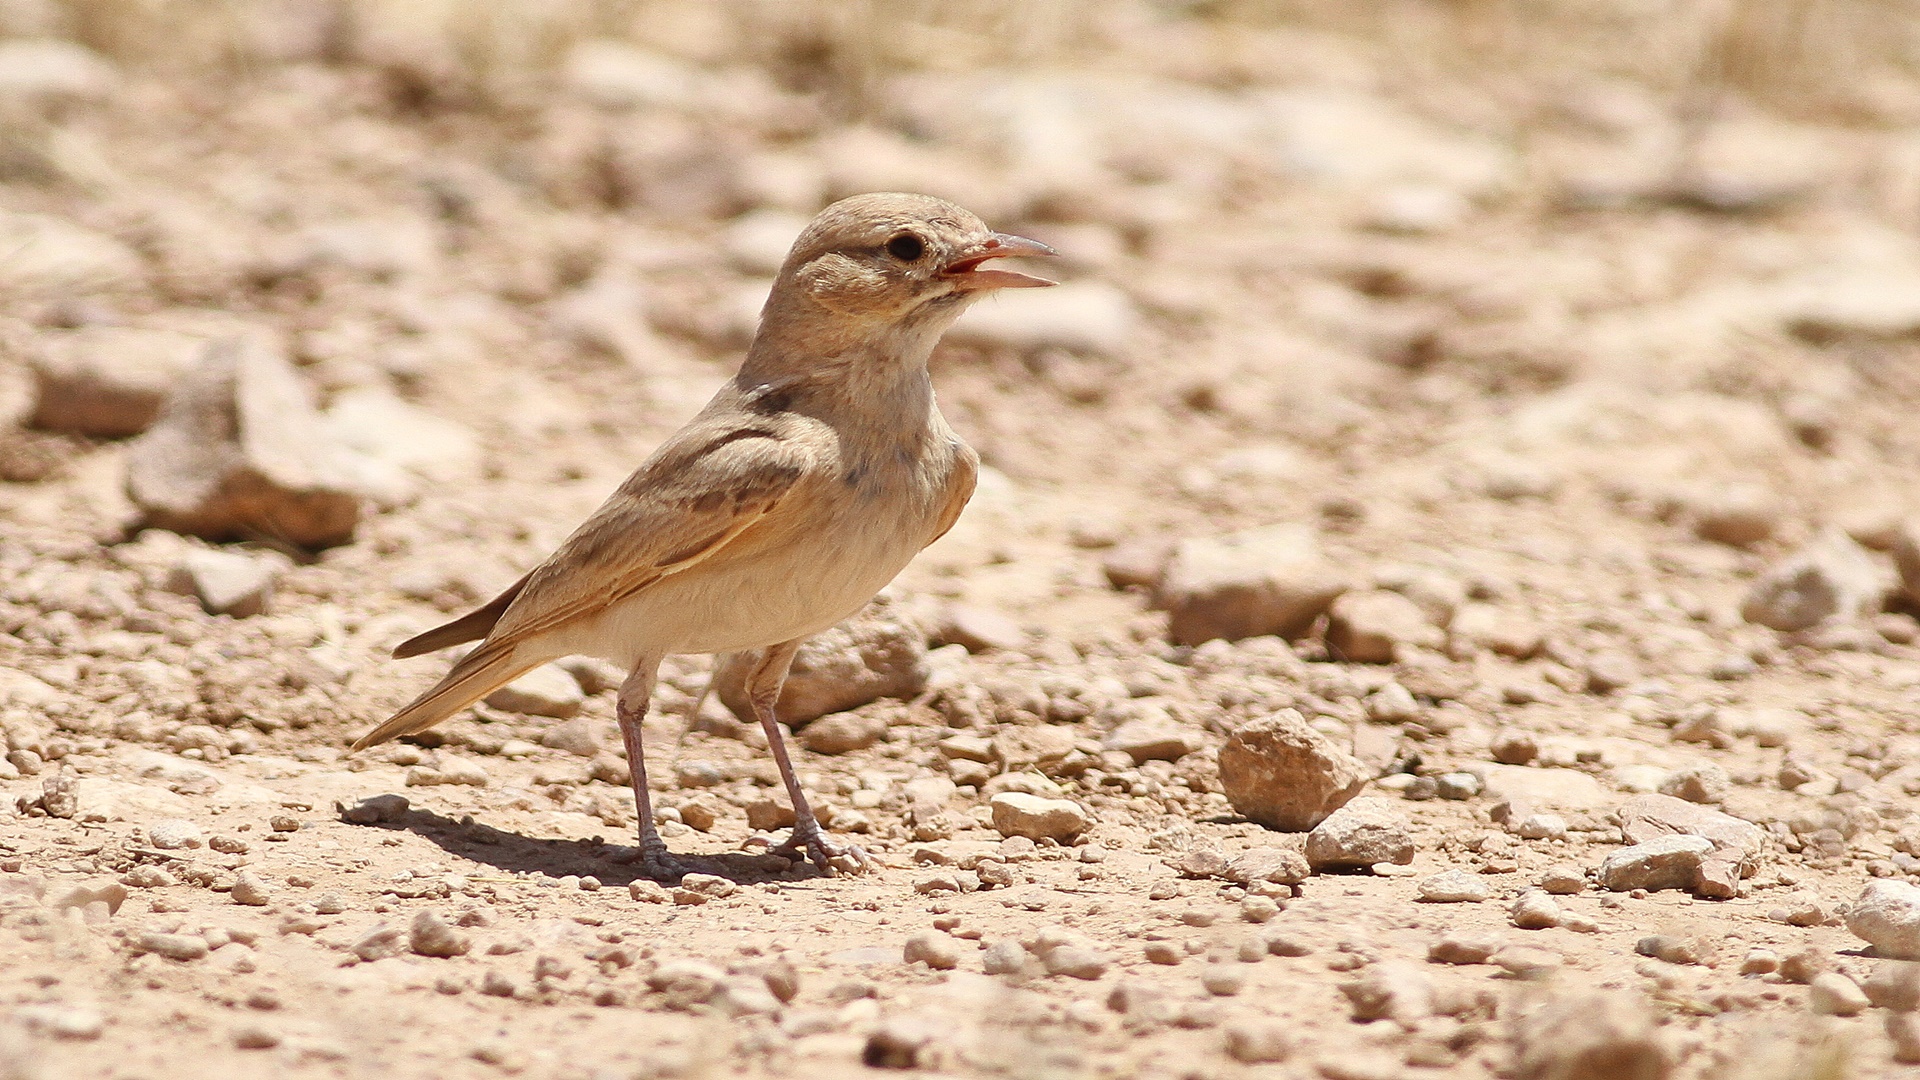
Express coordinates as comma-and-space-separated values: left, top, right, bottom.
616, 659, 682, 880
750, 640, 875, 874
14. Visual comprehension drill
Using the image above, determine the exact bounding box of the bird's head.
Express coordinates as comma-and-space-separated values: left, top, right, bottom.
769, 192, 1056, 334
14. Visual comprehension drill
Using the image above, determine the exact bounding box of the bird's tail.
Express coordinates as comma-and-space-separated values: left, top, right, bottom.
350, 642, 535, 752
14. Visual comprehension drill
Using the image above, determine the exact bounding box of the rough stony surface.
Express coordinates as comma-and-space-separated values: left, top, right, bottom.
9, 9, 1920, 1079
123, 337, 366, 548
1216, 709, 1369, 830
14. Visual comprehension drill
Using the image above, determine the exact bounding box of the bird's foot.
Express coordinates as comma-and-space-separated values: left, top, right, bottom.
619, 833, 686, 881
772, 818, 876, 875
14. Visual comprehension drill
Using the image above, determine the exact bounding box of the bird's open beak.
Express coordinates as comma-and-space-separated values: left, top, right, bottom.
943, 233, 1058, 291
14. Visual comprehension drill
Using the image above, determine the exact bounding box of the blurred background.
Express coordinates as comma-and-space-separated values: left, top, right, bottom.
4, 0, 1920, 662
9, 10, 1920, 1074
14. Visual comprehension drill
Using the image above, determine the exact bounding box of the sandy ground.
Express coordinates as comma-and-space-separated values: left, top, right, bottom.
6, 5, 1920, 1078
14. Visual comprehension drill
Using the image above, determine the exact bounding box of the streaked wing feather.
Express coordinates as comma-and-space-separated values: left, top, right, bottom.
482, 426, 811, 647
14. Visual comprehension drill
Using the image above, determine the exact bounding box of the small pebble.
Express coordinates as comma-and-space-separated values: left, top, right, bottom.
140, 932, 209, 962
1510, 891, 1562, 930
1635, 935, 1701, 966
1240, 895, 1281, 923
1223, 1017, 1292, 1063
1538, 865, 1586, 895
1200, 963, 1245, 996
1779, 948, 1829, 985
1429, 932, 1502, 966
1143, 941, 1181, 965
1739, 948, 1779, 976
147, 819, 204, 850
231, 1025, 280, 1050
903, 933, 961, 971
1417, 869, 1491, 903
1809, 972, 1869, 1017
410, 911, 472, 958
1512, 813, 1567, 841
1042, 945, 1111, 980
229, 872, 271, 907
981, 940, 1028, 976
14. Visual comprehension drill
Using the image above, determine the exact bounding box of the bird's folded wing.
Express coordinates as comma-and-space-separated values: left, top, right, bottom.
927, 442, 978, 547
482, 427, 812, 648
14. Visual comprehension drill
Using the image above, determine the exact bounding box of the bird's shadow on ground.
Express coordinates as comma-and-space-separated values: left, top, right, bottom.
350, 808, 818, 887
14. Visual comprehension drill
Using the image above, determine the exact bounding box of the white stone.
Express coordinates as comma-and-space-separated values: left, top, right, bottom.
322, 388, 482, 509
1305, 797, 1414, 869
486, 664, 585, 719
1741, 528, 1891, 631
0, 40, 117, 106
1417, 869, 1491, 903
146, 818, 204, 850
989, 792, 1091, 842
167, 548, 284, 618
0, 210, 141, 294
1849, 880, 1920, 961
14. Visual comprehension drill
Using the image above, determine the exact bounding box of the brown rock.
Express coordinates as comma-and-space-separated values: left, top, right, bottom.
1217, 709, 1370, 831
930, 604, 1024, 653
1224, 846, 1312, 886
125, 336, 366, 548
1741, 528, 1891, 631
1513, 992, 1673, 1080
1685, 485, 1781, 547
1101, 535, 1175, 592
714, 599, 927, 725
798, 712, 888, 755
1895, 521, 1920, 610
30, 327, 206, 437
745, 799, 795, 832
1597, 835, 1713, 893
1102, 718, 1204, 764
1324, 589, 1440, 663
1449, 603, 1544, 658
989, 793, 1090, 842
1618, 793, 1765, 882
1160, 525, 1350, 646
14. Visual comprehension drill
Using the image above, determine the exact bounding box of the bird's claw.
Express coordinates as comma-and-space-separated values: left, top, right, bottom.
623, 838, 686, 881
773, 821, 874, 875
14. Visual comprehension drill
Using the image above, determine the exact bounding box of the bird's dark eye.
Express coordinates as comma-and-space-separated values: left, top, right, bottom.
886, 233, 925, 262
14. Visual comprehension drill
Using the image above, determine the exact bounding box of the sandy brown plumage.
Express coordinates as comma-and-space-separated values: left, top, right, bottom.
352, 192, 1054, 877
